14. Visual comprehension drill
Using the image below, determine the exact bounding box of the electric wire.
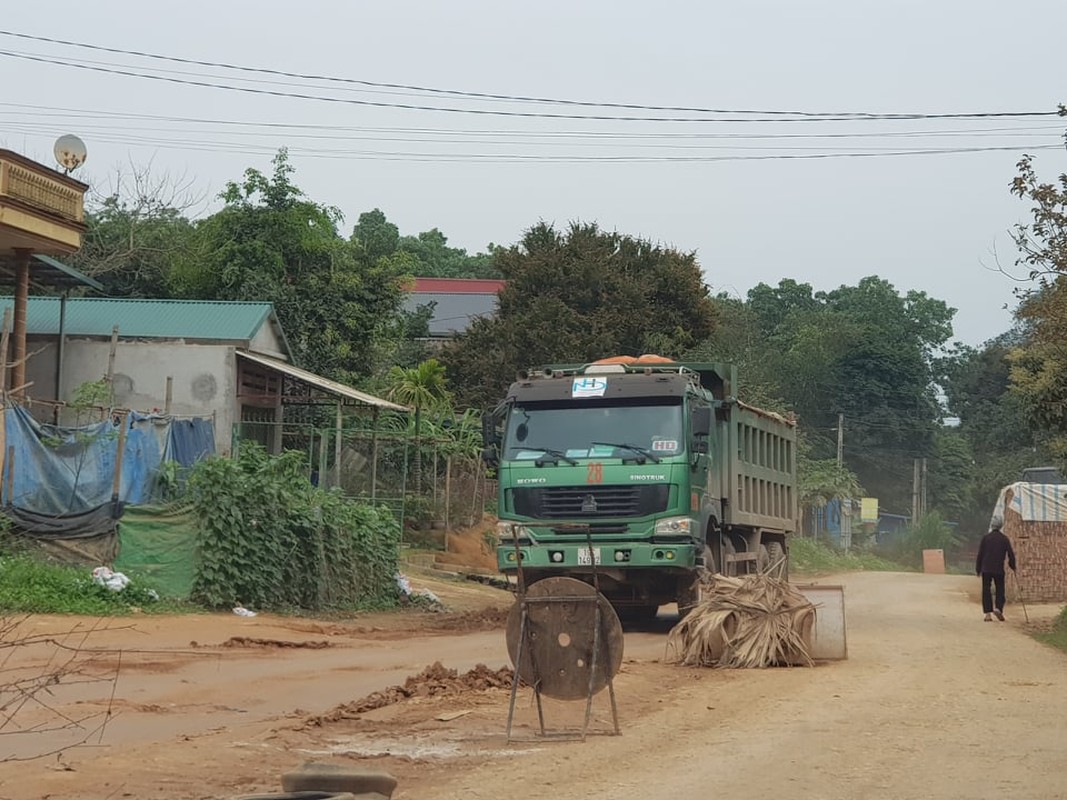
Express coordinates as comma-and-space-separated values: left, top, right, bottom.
1, 47, 1059, 124
0, 29, 1058, 121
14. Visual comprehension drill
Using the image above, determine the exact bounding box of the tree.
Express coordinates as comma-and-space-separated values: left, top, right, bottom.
1004, 137, 1067, 467
69, 164, 201, 297
938, 333, 1050, 535
176, 151, 409, 381
353, 208, 400, 263
688, 276, 955, 516
397, 228, 500, 278
385, 358, 451, 494
441, 222, 718, 407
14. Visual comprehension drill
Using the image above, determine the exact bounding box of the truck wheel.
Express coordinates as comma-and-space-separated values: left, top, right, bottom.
766, 541, 788, 580
677, 545, 716, 617
756, 544, 770, 575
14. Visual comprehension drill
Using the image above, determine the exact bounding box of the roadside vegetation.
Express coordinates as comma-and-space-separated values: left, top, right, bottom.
789, 536, 907, 575
1033, 607, 1067, 654
0, 554, 181, 615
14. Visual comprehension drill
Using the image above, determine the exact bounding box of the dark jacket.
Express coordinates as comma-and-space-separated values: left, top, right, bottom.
976, 530, 1017, 575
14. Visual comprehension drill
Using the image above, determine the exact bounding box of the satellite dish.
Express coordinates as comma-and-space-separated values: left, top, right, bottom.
53, 134, 87, 174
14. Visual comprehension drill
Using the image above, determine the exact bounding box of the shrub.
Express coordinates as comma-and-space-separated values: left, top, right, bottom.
188, 444, 401, 611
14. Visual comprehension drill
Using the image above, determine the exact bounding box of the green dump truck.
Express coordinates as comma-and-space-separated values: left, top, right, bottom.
482, 357, 798, 620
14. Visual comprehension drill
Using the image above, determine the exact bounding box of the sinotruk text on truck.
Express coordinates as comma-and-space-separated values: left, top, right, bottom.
482, 356, 799, 621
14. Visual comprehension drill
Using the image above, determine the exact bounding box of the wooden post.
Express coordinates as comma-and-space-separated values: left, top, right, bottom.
432, 446, 439, 507
3, 446, 12, 505
111, 412, 129, 502
334, 400, 343, 489
0, 307, 10, 395
164, 376, 173, 414
10, 249, 30, 401
370, 407, 380, 502
444, 455, 452, 551
107, 325, 119, 408
318, 428, 328, 489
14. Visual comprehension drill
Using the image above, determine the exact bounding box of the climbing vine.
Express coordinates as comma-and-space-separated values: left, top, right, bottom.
187, 444, 400, 610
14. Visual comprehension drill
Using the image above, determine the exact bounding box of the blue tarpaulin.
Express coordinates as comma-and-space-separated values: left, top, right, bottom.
2, 405, 215, 516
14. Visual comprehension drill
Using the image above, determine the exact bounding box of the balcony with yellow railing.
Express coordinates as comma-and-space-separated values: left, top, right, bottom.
0, 149, 87, 255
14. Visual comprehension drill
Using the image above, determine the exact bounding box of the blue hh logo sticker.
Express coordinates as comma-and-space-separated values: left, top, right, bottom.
572, 377, 608, 398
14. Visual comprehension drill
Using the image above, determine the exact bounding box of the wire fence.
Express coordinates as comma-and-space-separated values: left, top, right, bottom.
232, 421, 495, 541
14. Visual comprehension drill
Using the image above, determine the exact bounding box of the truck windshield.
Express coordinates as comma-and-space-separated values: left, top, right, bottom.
503, 401, 684, 461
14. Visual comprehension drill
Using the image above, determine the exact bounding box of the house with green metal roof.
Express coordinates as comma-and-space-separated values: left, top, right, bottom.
0, 296, 404, 455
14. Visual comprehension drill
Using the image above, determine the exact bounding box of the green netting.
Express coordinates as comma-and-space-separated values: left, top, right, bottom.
114, 504, 198, 598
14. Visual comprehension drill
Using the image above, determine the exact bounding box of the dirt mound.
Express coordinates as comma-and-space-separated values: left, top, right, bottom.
434, 519, 498, 572
310, 662, 514, 724
219, 637, 333, 649
425, 607, 511, 632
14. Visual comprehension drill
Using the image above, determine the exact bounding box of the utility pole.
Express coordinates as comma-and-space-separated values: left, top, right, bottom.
912, 458, 921, 523
836, 413, 844, 466
921, 457, 928, 517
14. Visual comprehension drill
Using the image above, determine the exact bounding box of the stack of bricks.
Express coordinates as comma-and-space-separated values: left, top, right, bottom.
1003, 489, 1067, 603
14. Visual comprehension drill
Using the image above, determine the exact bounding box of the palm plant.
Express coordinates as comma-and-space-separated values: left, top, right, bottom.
385, 358, 451, 494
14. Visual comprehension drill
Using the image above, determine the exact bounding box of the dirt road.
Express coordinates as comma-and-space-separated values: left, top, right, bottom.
4, 570, 1067, 799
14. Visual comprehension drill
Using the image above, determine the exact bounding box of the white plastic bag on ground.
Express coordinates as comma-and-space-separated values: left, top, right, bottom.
91, 566, 130, 592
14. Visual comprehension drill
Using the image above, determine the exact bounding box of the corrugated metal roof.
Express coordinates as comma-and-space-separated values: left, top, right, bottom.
409, 277, 506, 293
403, 291, 499, 337
236, 350, 408, 411
0, 296, 274, 341
0, 255, 103, 291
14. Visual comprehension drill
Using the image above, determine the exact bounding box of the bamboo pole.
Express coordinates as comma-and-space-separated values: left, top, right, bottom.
0, 307, 10, 395
4, 446, 12, 505
444, 455, 452, 551
111, 412, 129, 502
334, 401, 343, 489
164, 376, 173, 414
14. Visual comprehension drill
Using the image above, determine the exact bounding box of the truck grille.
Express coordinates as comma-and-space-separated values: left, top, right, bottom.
513, 484, 669, 519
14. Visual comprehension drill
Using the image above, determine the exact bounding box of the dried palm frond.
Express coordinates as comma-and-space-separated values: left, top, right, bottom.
666, 575, 815, 669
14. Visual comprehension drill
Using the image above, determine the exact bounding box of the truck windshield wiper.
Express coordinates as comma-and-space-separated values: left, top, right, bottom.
591, 441, 662, 463
523, 446, 579, 466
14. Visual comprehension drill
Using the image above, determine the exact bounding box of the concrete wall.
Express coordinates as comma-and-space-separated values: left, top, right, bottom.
250, 323, 288, 360
23, 337, 237, 454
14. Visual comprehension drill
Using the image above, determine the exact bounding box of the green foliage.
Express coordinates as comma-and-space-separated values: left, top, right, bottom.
172, 151, 409, 382
938, 334, 1051, 534
69, 177, 198, 298
690, 276, 954, 516
385, 358, 452, 495
789, 536, 906, 575
878, 511, 960, 569
396, 228, 501, 278
442, 221, 718, 408
798, 456, 864, 510
1004, 140, 1067, 470
188, 444, 400, 611
0, 555, 175, 614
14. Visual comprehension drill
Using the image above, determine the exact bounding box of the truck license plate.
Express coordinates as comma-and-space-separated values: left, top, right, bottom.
577, 547, 601, 565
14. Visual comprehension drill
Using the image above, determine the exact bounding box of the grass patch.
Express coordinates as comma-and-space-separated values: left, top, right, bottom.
790, 536, 908, 575
1034, 606, 1067, 653
0, 554, 188, 615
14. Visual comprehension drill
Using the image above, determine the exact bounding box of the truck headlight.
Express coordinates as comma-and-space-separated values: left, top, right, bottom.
496, 521, 532, 541
654, 516, 691, 535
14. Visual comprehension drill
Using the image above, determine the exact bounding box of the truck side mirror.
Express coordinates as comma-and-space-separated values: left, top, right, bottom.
691, 406, 712, 438
481, 412, 500, 466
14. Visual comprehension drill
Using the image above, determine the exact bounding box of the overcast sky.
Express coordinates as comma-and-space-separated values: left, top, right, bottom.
3, 0, 1066, 346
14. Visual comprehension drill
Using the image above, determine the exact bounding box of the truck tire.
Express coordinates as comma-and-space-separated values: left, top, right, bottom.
766, 541, 788, 580
677, 545, 716, 617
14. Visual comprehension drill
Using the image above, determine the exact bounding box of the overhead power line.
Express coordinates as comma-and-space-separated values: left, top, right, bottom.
1, 101, 1062, 142
0, 30, 1059, 123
